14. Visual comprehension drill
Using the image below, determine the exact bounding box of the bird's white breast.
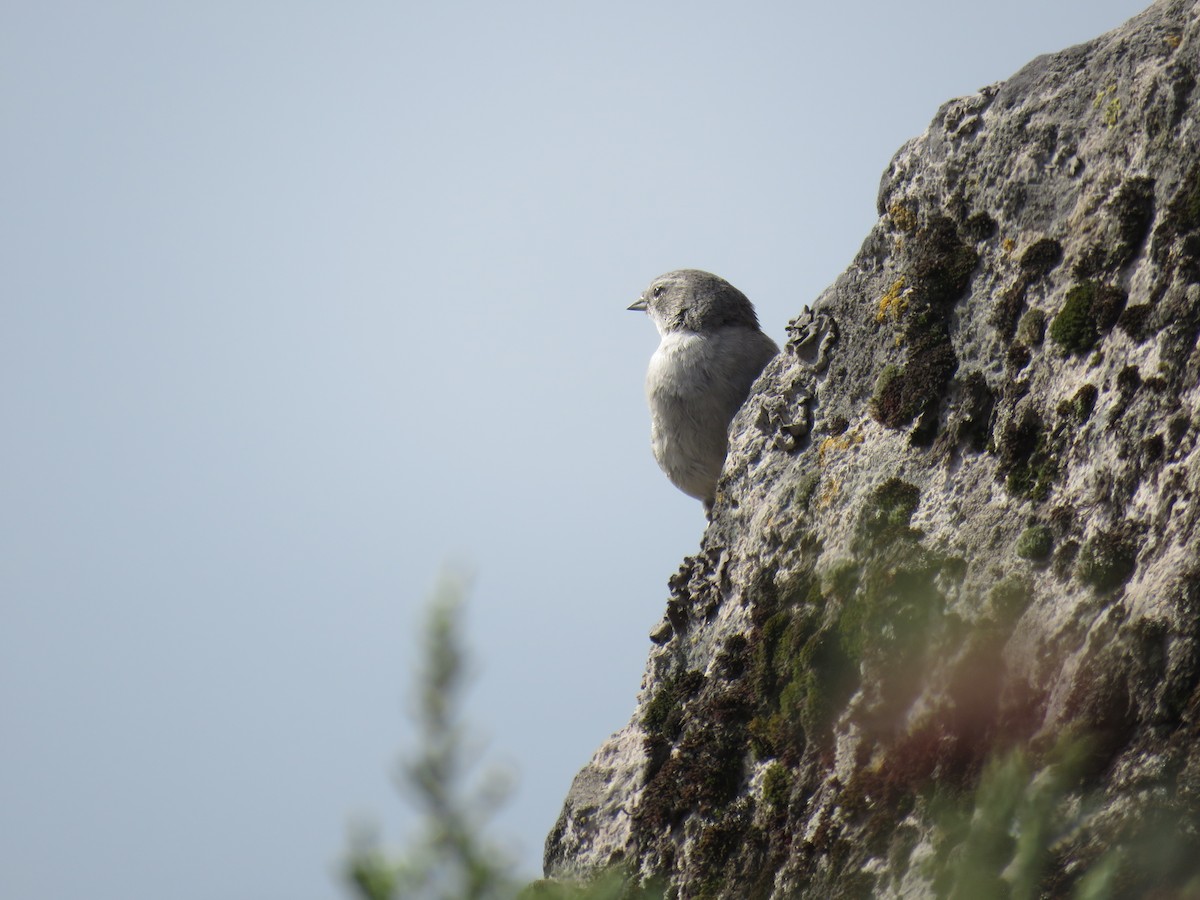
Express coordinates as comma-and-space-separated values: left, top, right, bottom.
641, 325, 778, 503
646, 330, 709, 395
644, 330, 728, 501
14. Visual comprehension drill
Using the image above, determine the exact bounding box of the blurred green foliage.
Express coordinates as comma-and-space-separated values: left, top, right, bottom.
342, 574, 1200, 898
342, 574, 661, 900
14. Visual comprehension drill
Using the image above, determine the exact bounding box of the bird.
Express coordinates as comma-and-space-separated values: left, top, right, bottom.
628, 269, 779, 512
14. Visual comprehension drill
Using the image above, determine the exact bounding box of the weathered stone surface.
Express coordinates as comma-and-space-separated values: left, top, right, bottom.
548, 2, 1200, 896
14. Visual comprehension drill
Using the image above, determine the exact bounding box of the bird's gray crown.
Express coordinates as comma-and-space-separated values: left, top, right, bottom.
633, 269, 761, 333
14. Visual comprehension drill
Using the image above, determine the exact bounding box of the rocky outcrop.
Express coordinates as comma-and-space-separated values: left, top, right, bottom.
547, 2, 1200, 896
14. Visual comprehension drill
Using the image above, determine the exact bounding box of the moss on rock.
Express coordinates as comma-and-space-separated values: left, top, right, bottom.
1071, 384, 1099, 423
1020, 238, 1064, 279
1152, 163, 1200, 280
1017, 309, 1047, 346
997, 409, 1060, 502
1016, 524, 1054, 562
1108, 176, 1156, 269
858, 478, 922, 542
1049, 282, 1128, 354
1077, 532, 1138, 592
762, 763, 792, 811
870, 213, 972, 440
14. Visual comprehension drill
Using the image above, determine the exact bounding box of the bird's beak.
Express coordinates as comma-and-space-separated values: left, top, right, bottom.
628, 296, 648, 312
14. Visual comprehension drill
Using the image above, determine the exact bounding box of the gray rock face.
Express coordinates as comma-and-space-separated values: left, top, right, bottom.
547, 1, 1200, 896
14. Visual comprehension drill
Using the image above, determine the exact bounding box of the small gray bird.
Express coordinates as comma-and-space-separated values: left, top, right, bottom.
628, 269, 779, 512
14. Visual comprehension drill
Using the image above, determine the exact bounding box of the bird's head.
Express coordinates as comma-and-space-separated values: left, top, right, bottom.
628, 269, 760, 336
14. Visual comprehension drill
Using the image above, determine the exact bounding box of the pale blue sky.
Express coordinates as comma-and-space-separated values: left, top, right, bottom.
2, 2, 1152, 897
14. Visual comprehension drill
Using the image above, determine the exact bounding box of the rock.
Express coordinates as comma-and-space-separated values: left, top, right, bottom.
547, 1, 1200, 896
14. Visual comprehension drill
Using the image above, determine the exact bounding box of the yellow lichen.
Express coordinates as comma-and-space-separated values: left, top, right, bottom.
1003, 237, 1016, 254
1091, 83, 1122, 126
1092, 84, 1117, 109
875, 278, 911, 323
818, 476, 841, 507
1166, 34, 1182, 49
1103, 96, 1122, 128
888, 202, 918, 232
818, 430, 864, 467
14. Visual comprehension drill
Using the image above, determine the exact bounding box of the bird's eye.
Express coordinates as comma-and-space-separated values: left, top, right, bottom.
652, 285, 664, 297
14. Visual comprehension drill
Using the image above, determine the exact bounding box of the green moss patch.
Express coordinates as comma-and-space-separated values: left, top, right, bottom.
791, 471, 821, 511
642, 669, 705, 757
871, 213, 973, 440
989, 575, 1033, 624
963, 212, 998, 242
1007, 343, 1032, 371
838, 551, 945, 667
690, 803, 756, 896
1016, 525, 1054, 562
1117, 304, 1155, 341
870, 313, 959, 440
716, 634, 750, 680
1020, 238, 1064, 280
911, 215, 980, 307
1108, 176, 1156, 269
1077, 532, 1138, 592
993, 237, 1061, 340
996, 410, 1059, 502
1071, 384, 1099, 423
1152, 164, 1200, 281
748, 603, 853, 761
1049, 282, 1128, 354
858, 478, 922, 542
762, 763, 793, 811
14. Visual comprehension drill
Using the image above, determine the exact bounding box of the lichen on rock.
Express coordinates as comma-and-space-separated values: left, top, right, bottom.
546, 2, 1200, 896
